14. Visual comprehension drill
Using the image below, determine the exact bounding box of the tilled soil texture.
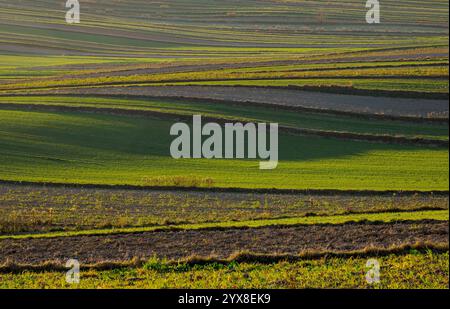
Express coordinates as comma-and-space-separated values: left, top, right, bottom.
50, 86, 449, 118
0, 220, 447, 265
1, 184, 448, 234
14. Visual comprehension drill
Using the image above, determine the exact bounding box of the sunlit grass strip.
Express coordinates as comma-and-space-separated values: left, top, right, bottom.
1, 210, 447, 240
0, 251, 448, 289
1, 65, 447, 91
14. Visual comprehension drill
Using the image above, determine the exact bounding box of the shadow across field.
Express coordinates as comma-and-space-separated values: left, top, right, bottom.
0, 105, 448, 191
0, 106, 435, 161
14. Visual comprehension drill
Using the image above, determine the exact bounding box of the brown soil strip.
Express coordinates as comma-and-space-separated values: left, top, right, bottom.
30, 86, 449, 118
0, 220, 447, 265
0, 179, 448, 196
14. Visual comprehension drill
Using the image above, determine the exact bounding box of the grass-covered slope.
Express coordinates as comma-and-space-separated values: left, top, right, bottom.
0, 96, 447, 140
0, 109, 447, 190
1, 252, 448, 289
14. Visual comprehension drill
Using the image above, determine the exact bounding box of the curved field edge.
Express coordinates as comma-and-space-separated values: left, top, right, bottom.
1, 210, 447, 240
1, 94, 449, 124
2, 76, 448, 100
0, 97, 448, 145
13, 85, 448, 120
0, 109, 447, 191
0, 65, 447, 92
1, 250, 448, 289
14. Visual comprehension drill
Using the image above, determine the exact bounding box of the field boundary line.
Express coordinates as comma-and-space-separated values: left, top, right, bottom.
0, 179, 448, 196
0, 102, 447, 147
1, 212, 447, 240
2, 92, 447, 123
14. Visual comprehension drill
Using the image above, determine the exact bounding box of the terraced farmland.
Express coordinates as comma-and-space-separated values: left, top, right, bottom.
0, 0, 448, 290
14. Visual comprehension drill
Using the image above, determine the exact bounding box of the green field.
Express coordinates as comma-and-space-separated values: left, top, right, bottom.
0, 0, 448, 290
1, 252, 448, 289
0, 1, 448, 95
0, 96, 447, 140
0, 109, 447, 190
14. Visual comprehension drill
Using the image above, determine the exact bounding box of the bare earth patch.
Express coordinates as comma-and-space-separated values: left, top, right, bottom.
0, 184, 447, 234
52, 86, 449, 118
0, 220, 447, 264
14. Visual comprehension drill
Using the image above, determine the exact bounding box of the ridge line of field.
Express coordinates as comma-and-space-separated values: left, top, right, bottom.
0, 103, 447, 147
0, 243, 447, 273
0, 180, 448, 196
1, 211, 447, 240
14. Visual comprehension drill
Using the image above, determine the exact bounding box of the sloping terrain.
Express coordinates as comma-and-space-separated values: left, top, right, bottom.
0, 0, 448, 289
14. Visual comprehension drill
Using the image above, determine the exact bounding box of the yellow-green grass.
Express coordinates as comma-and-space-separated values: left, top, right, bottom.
1, 252, 448, 289
0, 55, 171, 79
0, 96, 447, 140
158, 78, 449, 94
1, 210, 447, 240
222, 60, 449, 73
0, 55, 166, 69
0, 109, 448, 191
1, 65, 447, 92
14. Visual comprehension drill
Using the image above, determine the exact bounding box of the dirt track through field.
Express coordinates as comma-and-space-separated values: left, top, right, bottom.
51, 86, 449, 118
0, 220, 447, 264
